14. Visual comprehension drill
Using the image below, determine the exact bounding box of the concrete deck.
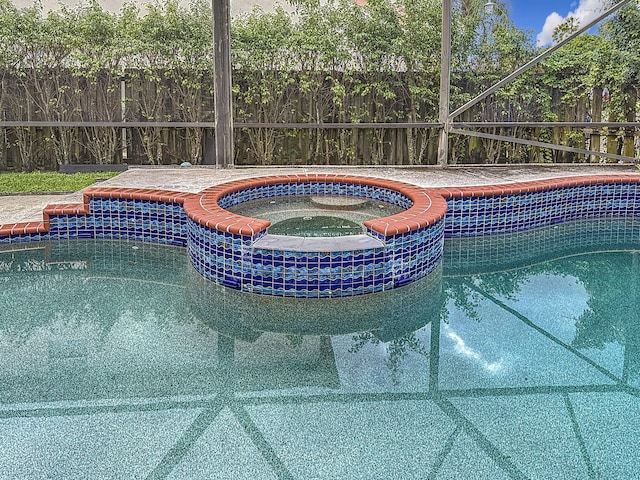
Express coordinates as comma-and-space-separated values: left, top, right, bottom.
1, 164, 637, 226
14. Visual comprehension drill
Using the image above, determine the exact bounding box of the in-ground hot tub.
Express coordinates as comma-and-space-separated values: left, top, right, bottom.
227, 193, 404, 237
183, 175, 447, 297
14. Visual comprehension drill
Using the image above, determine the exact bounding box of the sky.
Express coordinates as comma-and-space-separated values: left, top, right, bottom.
508, 0, 613, 46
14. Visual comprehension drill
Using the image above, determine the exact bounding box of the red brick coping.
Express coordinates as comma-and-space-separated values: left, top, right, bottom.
432, 174, 640, 198
183, 174, 449, 237
1, 173, 640, 239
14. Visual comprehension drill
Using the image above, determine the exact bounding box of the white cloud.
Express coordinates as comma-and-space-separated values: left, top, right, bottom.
537, 12, 565, 46
536, 0, 608, 47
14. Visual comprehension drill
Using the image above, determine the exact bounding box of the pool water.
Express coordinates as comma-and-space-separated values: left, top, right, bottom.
228, 195, 403, 237
0, 227, 639, 479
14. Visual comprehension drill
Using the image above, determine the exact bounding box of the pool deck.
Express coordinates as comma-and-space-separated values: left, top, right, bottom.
1, 163, 637, 226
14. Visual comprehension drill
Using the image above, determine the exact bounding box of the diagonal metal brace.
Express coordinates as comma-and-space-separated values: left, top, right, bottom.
450, 127, 636, 163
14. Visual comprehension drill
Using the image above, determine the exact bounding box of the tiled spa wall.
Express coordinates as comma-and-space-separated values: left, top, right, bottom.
188, 219, 445, 297
187, 180, 445, 297
51, 197, 189, 245
216, 181, 414, 210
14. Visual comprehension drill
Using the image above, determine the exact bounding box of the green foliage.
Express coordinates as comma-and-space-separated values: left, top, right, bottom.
0, 0, 636, 167
542, 35, 605, 100
596, 2, 640, 124
0, 171, 121, 192
552, 16, 580, 44
602, 2, 640, 85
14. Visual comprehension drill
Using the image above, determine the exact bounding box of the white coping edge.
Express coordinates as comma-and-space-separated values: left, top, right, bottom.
252, 233, 385, 252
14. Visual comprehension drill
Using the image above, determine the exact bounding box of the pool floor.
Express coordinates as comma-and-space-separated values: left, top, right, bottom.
0, 237, 638, 479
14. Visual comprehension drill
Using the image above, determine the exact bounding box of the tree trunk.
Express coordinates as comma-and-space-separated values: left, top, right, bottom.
0, 128, 6, 171
623, 84, 636, 158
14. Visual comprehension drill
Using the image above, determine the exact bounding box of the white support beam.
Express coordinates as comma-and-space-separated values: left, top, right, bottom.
437, 0, 452, 166
213, 0, 234, 168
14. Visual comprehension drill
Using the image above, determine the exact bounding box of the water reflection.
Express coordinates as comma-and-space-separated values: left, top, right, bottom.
0, 241, 216, 403
189, 263, 444, 390
3, 224, 640, 479
188, 263, 442, 339
0, 223, 639, 405
441, 219, 640, 391
0, 240, 444, 401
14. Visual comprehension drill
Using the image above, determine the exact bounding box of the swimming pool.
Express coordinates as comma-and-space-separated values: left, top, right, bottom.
3, 173, 640, 300
1, 217, 638, 478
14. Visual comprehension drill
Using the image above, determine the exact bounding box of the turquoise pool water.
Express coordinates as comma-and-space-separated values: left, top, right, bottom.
0, 225, 639, 479
228, 194, 403, 237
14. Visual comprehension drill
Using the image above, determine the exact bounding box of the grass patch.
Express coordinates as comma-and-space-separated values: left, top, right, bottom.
0, 171, 122, 193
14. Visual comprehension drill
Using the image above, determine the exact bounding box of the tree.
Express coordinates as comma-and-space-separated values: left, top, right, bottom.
123, 0, 213, 165
71, 0, 122, 165
540, 34, 607, 162
453, 0, 541, 163
26, 5, 83, 167
232, 5, 297, 164
5, 3, 52, 170
344, 0, 405, 164
152, 0, 214, 164
393, 0, 442, 164
287, 0, 353, 164
600, 2, 640, 159
0, 0, 21, 169
552, 16, 580, 44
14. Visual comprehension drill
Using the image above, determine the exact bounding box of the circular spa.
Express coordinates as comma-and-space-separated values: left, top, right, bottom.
228, 194, 403, 237
183, 175, 447, 298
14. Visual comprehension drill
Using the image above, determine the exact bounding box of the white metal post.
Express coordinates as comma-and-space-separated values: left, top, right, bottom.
213, 0, 234, 168
437, 0, 452, 166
